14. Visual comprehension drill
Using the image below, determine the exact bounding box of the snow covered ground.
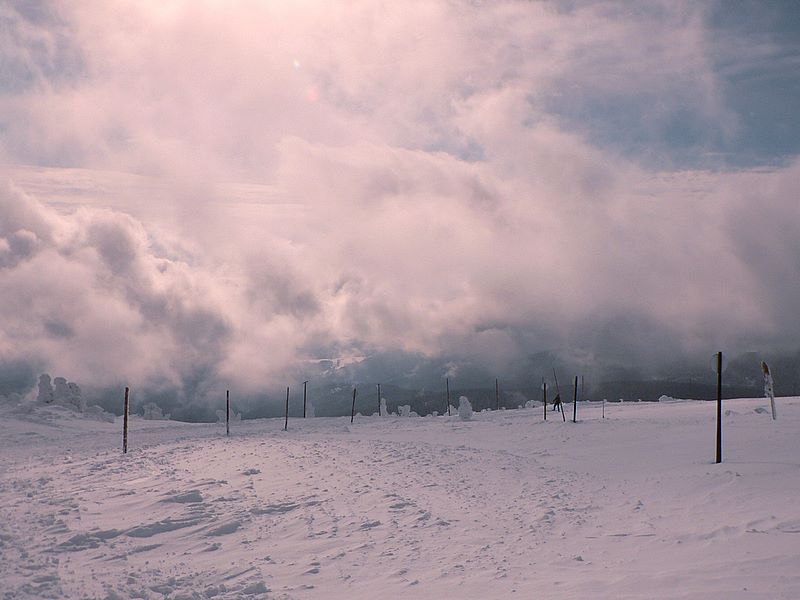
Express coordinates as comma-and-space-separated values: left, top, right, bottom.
1, 397, 799, 599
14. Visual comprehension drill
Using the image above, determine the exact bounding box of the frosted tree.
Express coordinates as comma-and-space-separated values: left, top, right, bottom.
37, 374, 54, 404
458, 396, 473, 421
142, 402, 170, 420
761, 361, 777, 420
53, 377, 69, 404
67, 382, 84, 411
398, 404, 418, 417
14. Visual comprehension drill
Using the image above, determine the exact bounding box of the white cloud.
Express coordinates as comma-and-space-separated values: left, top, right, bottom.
1, 1, 798, 398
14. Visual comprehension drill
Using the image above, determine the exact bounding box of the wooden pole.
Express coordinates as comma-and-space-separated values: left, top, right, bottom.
573, 375, 578, 423
716, 351, 722, 464
284, 386, 289, 432
542, 378, 547, 421
122, 386, 129, 454
602, 398, 605, 419
377, 383, 381, 416
226, 389, 230, 437
495, 378, 500, 410
303, 380, 308, 418
351, 387, 357, 424
447, 378, 451, 416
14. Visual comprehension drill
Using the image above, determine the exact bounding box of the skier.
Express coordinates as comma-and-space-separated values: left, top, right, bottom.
552, 393, 562, 413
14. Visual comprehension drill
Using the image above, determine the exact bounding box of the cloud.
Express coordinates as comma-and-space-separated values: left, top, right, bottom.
1, 1, 799, 405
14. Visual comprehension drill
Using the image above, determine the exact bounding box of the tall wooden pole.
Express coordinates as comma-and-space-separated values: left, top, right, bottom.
303, 380, 308, 418
284, 386, 289, 431
542, 379, 547, 421
122, 386, 129, 454
716, 351, 722, 464
573, 375, 578, 423
377, 383, 381, 416
446, 378, 451, 416
602, 398, 605, 419
226, 389, 230, 437
351, 387, 357, 424
495, 378, 500, 410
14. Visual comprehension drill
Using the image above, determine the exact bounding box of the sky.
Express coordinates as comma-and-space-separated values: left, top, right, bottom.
1, 0, 799, 407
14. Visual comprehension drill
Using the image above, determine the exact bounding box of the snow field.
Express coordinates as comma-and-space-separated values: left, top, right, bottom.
1, 398, 799, 599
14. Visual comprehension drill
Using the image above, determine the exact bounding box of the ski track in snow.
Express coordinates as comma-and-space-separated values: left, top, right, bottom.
1, 398, 800, 599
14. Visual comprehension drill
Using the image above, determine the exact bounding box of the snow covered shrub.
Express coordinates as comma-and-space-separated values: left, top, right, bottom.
458, 396, 472, 421
398, 405, 419, 417
380, 398, 388, 416
38, 374, 84, 411
142, 402, 170, 420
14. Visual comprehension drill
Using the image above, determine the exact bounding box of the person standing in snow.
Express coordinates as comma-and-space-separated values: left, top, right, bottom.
552, 393, 562, 413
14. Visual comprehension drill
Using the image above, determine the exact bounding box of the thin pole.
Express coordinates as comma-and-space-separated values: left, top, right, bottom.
377, 383, 381, 416
226, 389, 230, 437
284, 386, 289, 432
542, 378, 547, 421
123, 386, 129, 454
602, 398, 605, 419
351, 387, 357, 424
446, 378, 451, 416
495, 378, 500, 410
303, 380, 308, 418
716, 352, 722, 464
573, 376, 578, 423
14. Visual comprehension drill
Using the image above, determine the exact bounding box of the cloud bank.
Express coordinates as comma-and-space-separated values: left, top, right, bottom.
1, 1, 799, 406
